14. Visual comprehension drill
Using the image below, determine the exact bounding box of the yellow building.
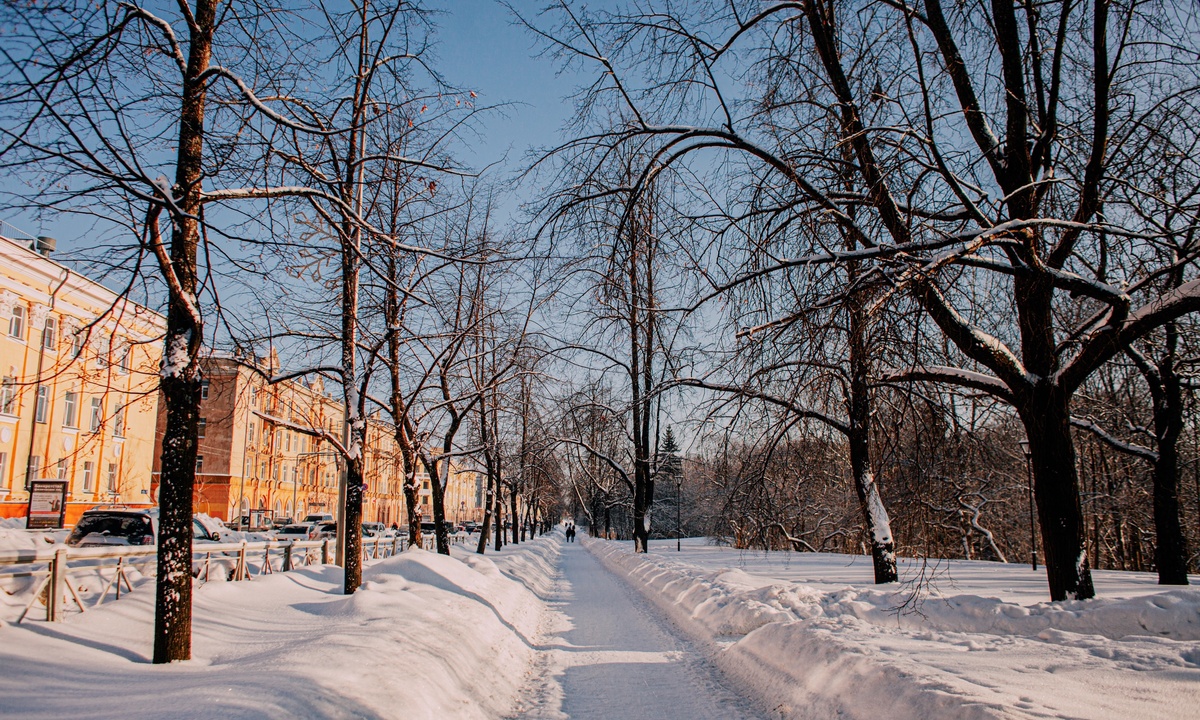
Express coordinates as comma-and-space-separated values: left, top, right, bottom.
155, 350, 486, 529
153, 351, 342, 525
0, 227, 164, 524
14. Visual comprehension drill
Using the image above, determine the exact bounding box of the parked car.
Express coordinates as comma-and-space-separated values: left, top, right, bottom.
464, 521, 479, 534
308, 521, 337, 540
302, 513, 334, 524
271, 516, 295, 529
362, 522, 387, 538
67, 508, 222, 547
275, 524, 313, 542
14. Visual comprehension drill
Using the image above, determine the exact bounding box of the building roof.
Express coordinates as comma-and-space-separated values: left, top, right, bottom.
0, 229, 166, 341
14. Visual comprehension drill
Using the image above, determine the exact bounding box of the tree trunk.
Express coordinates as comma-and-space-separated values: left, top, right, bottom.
847, 281, 896, 584
153, 0, 217, 664
428, 456, 450, 555
1152, 335, 1188, 584
476, 469, 494, 555
1021, 388, 1095, 600
494, 484, 504, 552
510, 487, 520, 545
342, 451, 364, 592
404, 468, 422, 549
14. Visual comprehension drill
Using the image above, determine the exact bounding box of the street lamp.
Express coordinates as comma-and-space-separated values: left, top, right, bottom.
1018, 439, 1038, 571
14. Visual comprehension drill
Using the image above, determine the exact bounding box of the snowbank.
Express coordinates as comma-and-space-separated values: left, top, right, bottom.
0, 538, 560, 719
586, 538, 1200, 720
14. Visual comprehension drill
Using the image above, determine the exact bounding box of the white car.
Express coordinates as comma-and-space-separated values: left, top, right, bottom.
274, 524, 314, 542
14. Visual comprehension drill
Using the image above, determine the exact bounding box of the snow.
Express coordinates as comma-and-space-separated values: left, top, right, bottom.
0, 535, 561, 718
4, 527, 1198, 719
509, 537, 764, 719
587, 537, 1200, 720
862, 473, 893, 545
160, 330, 192, 378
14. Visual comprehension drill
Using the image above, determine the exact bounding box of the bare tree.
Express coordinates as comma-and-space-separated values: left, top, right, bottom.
524, 0, 1200, 600
0, 0, 342, 661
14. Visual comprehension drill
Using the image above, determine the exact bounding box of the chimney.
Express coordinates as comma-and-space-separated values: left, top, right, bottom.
35, 236, 56, 257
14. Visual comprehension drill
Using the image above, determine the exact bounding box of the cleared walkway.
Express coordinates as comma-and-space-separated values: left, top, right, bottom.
510, 539, 764, 719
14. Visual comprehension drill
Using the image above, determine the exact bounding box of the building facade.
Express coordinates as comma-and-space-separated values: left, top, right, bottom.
153, 352, 482, 528
0, 228, 165, 524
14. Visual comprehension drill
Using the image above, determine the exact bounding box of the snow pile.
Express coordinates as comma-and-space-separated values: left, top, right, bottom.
0, 544, 547, 719
0, 518, 67, 550
586, 538, 1200, 720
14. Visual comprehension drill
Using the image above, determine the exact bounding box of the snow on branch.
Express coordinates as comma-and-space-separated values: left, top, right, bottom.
1070, 417, 1158, 463
879, 365, 1015, 404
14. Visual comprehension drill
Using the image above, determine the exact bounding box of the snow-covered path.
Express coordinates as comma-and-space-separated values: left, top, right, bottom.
510, 540, 764, 719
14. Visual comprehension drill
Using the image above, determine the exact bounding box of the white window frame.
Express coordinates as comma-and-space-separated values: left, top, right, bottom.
63, 391, 78, 428
34, 385, 48, 423
1, 377, 17, 416
9, 304, 25, 340
42, 316, 56, 350
89, 397, 103, 432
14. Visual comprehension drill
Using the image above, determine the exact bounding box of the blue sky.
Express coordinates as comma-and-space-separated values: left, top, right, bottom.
1, 0, 583, 251
435, 0, 579, 173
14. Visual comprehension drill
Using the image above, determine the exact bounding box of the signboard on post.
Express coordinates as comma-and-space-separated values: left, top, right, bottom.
249, 509, 270, 531
27, 480, 67, 529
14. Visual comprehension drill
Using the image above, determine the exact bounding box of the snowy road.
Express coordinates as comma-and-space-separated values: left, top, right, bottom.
510, 540, 765, 720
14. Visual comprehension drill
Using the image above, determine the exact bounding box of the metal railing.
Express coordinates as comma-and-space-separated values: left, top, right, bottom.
0, 533, 429, 624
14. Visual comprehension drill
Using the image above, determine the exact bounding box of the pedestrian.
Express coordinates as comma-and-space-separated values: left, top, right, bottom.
566, 523, 575, 542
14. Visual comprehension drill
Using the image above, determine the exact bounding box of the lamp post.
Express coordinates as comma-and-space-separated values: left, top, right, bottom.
1018, 440, 1038, 571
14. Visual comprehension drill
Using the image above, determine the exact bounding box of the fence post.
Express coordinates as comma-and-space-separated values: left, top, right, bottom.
234, 542, 248, 581
283, 543, 293, 572
322, 539, 330, 565
48, 547, 66, 622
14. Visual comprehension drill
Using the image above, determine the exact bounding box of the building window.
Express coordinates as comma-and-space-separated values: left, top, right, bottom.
9, 304, 25, 339
56, 458, 68, 479
34, 385, 48, 423
62, 391, 78, 428
113, 402, 125, 438
106, 463, 117, 492
245, 457, 253, 477
248, 420, 255, 443
200, 380, 210, 400
273, 464, 279, 482
42, 316, 56, 350
249, 386, 257, 408
0, 452, 7, 483
285, 431, 291, 452
89, 397, 103, 432
0, 377, 15, 415
95, 338, 109, 368
82, 461, 94, 491
27, 455, 40, 482
71, 330, 84, 359
116, 345, 130, 374
197, 417, 207, 439
291, 465, 297, 483
195, 455, 204, 473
